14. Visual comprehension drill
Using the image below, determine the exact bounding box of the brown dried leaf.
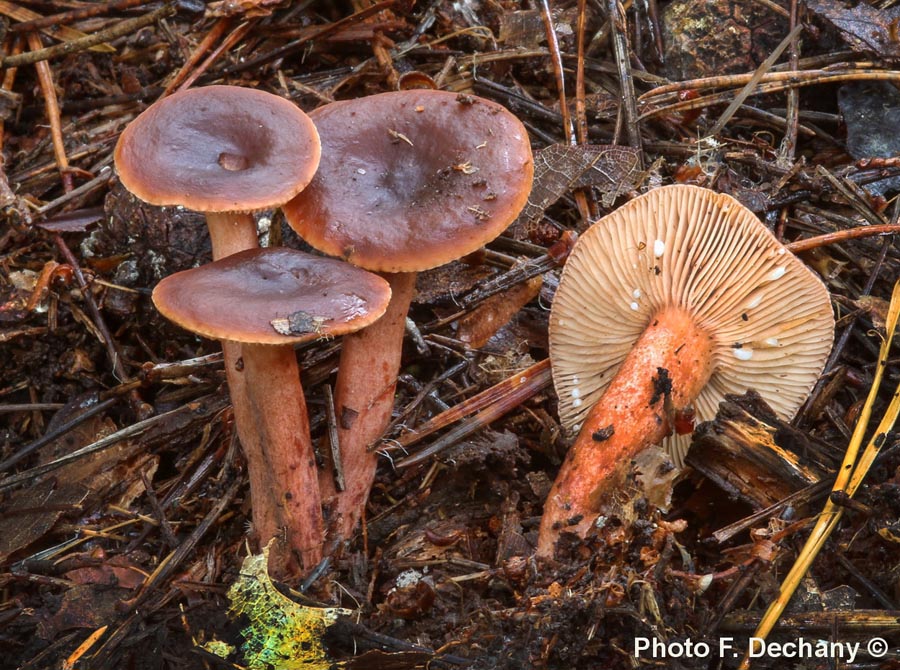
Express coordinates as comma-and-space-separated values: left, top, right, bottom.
511, 144, 642, 236
0, 479, 89, 563
804, 0, 900, 59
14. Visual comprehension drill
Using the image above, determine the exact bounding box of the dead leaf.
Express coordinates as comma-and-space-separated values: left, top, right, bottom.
510, 144, 642, 237
0, 478, 89, 563
804, 0, 900, 59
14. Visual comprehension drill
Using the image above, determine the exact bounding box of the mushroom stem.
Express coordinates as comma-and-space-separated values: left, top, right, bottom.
204, 211, 259, 260
241, 343, 325, 571
537, 305, 714, 557
201, 211, 287, 566
322, 271, 417, 541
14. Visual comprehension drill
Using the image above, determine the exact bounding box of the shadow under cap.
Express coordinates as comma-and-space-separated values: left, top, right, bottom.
549, 184, 835, 465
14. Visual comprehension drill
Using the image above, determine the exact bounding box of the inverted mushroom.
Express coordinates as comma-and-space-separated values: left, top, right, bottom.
153, 247, 391, 572
538, 185, 834, 557
283, 89, 533, 541
115, 85, 321, 556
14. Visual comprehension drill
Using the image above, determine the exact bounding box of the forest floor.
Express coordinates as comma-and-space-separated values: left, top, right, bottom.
2, 1, 900, 669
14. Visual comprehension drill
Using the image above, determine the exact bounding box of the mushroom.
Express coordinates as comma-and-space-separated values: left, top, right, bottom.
538, 185, 834, 556
153, 247, 391, 572
283, 89, 534, 541
115, 85, 321, 559
114, 84, 320, 260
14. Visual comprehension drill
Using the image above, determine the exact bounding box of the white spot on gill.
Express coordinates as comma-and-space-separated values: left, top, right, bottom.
653, 239, 666, 257
733, 348, 754, 361
630, 302, 640, 311
764, 337, 780, 347
632, 288, 642, 299
571, 388, 581, 399
572, 398, 583, 408
747, 295, 762, 309
770, 266, 786, 280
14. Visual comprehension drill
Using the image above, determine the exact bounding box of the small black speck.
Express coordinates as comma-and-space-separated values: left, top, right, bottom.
592, 425, 615, 442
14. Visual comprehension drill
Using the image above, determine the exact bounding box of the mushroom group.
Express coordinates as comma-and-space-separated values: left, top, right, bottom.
117, 84, 534, 570
538, 185, 834, 557
153, 248, 391, 571
115, 85, 333, 572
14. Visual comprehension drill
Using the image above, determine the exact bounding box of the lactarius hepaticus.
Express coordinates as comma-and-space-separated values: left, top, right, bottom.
114, 84, 320, 260
537, 185, 834, 557
283, 89, 534, 541
115, 86, 321, 561
153, 248, 390, 573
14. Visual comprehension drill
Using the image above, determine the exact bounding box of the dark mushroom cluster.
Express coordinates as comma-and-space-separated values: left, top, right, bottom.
115, 85, 534, 575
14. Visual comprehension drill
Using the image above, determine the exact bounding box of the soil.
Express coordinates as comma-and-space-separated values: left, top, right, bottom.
2, 2, 900, 669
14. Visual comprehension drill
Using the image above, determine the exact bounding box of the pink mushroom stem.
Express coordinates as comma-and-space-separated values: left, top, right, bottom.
537, 305, 714, 557
242, 343, 325, 570
322, 272, 417, 541
200, 212, 285, 562
204, 211, 258, 259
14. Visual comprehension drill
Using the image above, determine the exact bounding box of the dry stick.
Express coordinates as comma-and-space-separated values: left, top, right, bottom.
10, 0, 148, 32
119, 478, 241, 611
707, 24, 803, 138
0, 403, 201, 493
538, 0, 573, 142
54, 236, 150, 423
225, 0, 398, 74
323, 384, 345, 491
0, 35, 23, 141
740, 280, 900, 669
174, 20, 253, 93
2, 4, 175, 68
0, 0, 115, 54
0, 397, 118, 472
795, 216, 893, 426
162, 17, 232, 96
27, 32, 72, 192
392, 359, 553, 468
574, 0, 589, 146
573, 0, 598, 220
784, 224, 900, 253
815, 165, 888, 227
640, 63, 886, 102
641, 70, 900, 120
607, 0, 643, 163
777, 0, 800, 162
539, 0, 591, 222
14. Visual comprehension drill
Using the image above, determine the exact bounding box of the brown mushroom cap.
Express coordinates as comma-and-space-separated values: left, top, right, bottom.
550, 185, 834, 462
283, 90, 534, 272
115, 85, 320, 212
152, 248, 391, 345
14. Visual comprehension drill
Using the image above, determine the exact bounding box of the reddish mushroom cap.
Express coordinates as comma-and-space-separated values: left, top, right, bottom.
152, 248, 391, 345
115, 85, 320, 213
283, 90, 534, 272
